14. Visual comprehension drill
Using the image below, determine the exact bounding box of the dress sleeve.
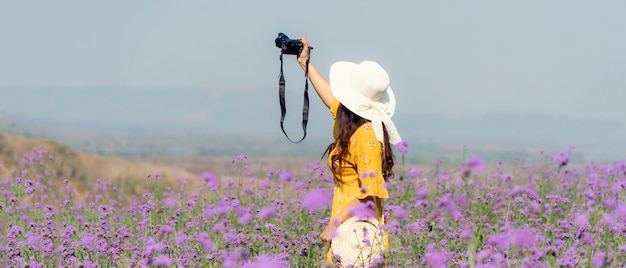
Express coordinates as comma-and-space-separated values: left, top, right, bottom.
348, 123, 390, 200
329, 98, 340, 119
329, 99, 340, 139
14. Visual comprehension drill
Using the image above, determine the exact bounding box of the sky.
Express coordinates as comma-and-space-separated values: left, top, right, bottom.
1, 1, 625, 121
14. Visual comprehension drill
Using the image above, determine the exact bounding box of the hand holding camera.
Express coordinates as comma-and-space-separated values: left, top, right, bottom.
296, 37, 312, 69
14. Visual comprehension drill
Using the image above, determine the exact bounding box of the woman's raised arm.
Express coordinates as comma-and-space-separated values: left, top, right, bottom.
297, 37, 335, 108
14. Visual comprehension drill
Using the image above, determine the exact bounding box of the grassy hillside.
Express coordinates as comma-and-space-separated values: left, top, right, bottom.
0, 133, 198, 201
0, 132, 331, 205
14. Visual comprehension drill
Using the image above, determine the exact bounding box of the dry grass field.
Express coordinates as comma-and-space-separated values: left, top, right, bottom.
0, 133, 197, 200
0, 133, 327, 202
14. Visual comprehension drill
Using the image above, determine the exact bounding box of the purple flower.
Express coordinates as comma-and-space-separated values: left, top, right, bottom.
513, 228, 534, 248
301, 188, 331, 212
163, 198, 176, 208
612, 183, 623, 195
329, 228, 338, 240
454, 194, 469, 208
2, 190, 12, 197
223, 230, 240, 246
258, 206, 276, 221
615, 202, 626, 219
241, 254, 288, 268
159, 225, 173, 235
278, 169, 292, 182
460, 225, 473, 239
425, 248, 448, 268
444, 204, 462, 219
202, 172, 220, 191
82, 258, 98, 268
81, 233, 94, 249
591, 251, 608, 267
144, 239, 167, 257
487, 233, 511, 251
475, 249, 492, 262
580, 232, 595, 247
28, 256, 44, 268
360, 171, 376, 179
198, 232, 213, 252
349, 201, 376, 219
187, 200, 196, 209
572, 213, 590, 230
153, 254, 171, 267
175, 231, 186, 245
211, 222, 225, 234
554, 239, 565, 249
152, 242, 167, 252
553, 152, 569, 166
238, 212, 253, 225
599, 213, 615, 228
416, 187, 429, 200
409, 167, 423, 178
393, 206, 408, 220
359, 186, 367, 194
26, 233, 40, 249
464, 156, 485, 176
397, 140, 409, 154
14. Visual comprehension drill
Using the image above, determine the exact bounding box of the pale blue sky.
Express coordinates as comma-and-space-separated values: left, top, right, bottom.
1, 0, 625, 120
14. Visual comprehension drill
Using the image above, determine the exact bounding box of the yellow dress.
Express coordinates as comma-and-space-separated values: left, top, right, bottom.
326, 99, 390, 263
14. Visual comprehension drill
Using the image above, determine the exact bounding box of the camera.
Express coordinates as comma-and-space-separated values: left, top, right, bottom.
275, 33, 303, 55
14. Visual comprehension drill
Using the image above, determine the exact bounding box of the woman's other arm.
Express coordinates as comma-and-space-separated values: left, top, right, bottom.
297, 37, 335, 108
319, 196, 375, 242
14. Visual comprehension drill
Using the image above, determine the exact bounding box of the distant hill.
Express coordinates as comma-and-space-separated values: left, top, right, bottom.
0, 133, 197, 200
396, 112, 626, 162
1, 86, 625, 163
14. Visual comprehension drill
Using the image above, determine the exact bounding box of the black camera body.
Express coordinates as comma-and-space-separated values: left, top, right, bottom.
275, 33, 303, 55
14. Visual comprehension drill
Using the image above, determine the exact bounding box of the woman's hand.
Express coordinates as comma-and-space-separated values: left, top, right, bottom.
320, 197, 376, 243
320, 221, 338, 245
297, 37, 311, 68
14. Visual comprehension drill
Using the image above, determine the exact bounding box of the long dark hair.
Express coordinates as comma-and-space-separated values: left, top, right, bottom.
323, 103, 395, 180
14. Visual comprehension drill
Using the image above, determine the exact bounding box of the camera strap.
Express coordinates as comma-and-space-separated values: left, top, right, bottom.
278, 50, 309, 143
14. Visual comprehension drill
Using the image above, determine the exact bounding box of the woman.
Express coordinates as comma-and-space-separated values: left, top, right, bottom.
297, 37, 402, 266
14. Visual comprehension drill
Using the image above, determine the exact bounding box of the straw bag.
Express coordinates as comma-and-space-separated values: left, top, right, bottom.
331, 199, 385, 267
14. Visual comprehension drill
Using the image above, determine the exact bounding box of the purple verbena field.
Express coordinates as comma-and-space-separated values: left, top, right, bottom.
2, 146, 626, 267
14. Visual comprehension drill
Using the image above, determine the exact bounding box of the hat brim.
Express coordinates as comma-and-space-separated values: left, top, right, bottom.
329, 61, 402, 145
330, 61, 396, 120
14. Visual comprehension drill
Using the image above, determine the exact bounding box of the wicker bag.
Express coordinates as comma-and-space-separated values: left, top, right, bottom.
331, 201, 385, 267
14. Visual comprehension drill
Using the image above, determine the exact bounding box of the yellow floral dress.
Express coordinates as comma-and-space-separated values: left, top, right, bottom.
326, 99, 390, 263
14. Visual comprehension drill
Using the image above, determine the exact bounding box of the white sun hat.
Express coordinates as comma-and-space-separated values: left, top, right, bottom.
330, 60, 402, 145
